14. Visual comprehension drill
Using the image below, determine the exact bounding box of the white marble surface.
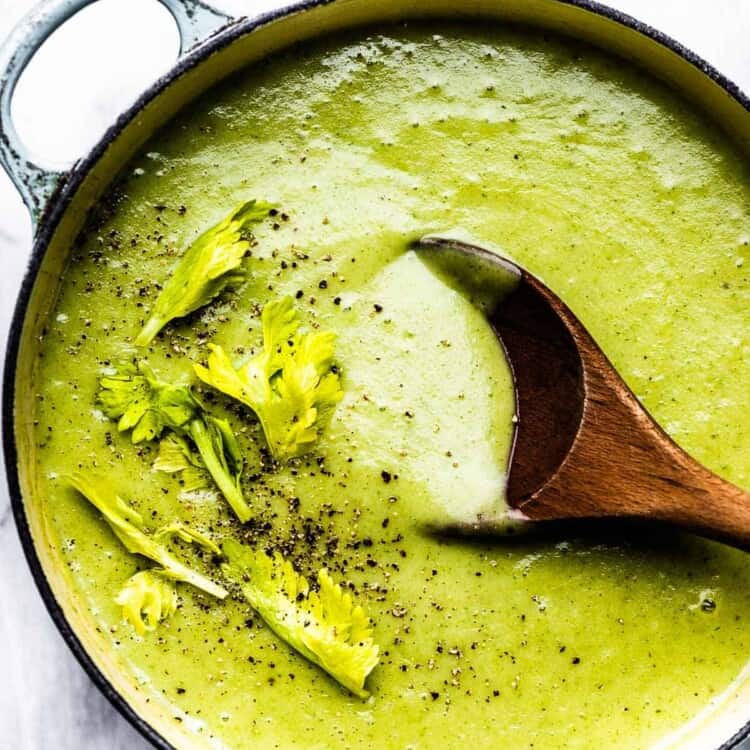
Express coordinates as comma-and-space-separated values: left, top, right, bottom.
0, 1, 748, 748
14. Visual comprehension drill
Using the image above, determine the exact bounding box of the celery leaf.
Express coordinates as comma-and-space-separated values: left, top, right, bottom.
222, 540, 379, 698
136, 200, 273, 345
66, 473, 227, 599
116, 570, 178, 635
98, 361, 198, 443
194, 297, 343, 461
153, 434, 211, 492
98, 362, 251, 522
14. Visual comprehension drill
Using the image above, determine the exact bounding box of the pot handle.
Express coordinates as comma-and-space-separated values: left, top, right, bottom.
0, 0, 232, 229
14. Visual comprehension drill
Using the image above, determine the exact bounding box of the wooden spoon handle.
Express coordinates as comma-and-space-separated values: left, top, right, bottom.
519, 275, 750, 551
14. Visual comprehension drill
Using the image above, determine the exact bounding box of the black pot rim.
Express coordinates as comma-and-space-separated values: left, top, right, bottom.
3, 1, 749, 749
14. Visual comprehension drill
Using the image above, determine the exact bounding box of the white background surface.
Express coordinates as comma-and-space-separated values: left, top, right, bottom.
0, 1, 748, 748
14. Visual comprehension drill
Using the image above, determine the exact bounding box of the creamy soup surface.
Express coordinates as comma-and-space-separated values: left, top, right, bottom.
30, 22, 750, 750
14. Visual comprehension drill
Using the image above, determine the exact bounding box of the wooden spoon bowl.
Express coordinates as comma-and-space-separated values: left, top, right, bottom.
414, 237, 750, 551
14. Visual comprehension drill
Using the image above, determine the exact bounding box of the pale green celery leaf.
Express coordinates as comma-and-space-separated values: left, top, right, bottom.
153, 434, 211, 492
155, 522, 222, 556
66, 473, 227, 599
268, 330, 342, 458
194, 297, 343, 461
136, 200, 273, 346
98, 361, 199, 444
222, 540, 379, 698
99, 361, 252, 522
194, 296, 297, 408
188, 415, 250, 522
256, 295, 300, 380
98, 362, 162, 440
116, 570, 178, 635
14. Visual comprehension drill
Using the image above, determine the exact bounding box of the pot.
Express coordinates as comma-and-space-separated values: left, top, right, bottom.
1, 1, 748, 748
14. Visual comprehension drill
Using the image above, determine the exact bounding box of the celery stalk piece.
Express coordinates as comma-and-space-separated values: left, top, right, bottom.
154, 522, 222, 556
188, 415, 249, 521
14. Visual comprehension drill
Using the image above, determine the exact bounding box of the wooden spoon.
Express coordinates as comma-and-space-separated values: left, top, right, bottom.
413, 236, 750, 551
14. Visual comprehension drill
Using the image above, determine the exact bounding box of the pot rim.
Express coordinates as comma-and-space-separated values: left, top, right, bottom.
3, 1, 749, 749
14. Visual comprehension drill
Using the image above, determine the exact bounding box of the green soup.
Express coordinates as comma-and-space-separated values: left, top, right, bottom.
31, 22, 750, 750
